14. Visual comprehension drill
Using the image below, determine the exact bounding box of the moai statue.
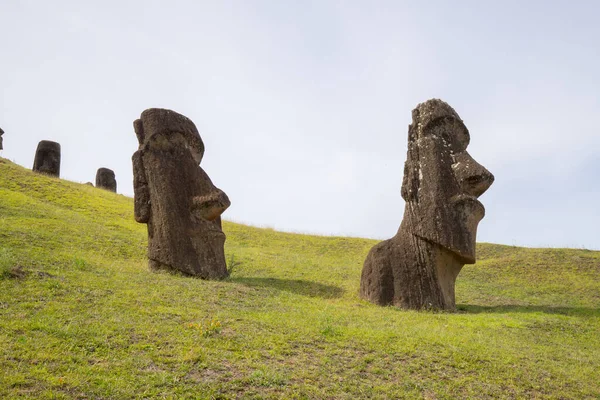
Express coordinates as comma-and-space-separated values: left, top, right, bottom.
0, 128, 4, 150
33, 140, 61, 177
132, 108, 231, 279
360, 99, 494, 310
96, 168, 117, 192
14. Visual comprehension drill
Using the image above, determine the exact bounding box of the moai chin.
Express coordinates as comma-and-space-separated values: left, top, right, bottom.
96, 168, 117, 192
132, 108, 231, 279
33, 140, 61, 177
360, 99, 494, 310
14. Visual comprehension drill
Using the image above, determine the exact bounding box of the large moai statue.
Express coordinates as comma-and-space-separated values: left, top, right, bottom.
33, 140, 61, 177
96, 168, 117, 192
360, 99, 494, 310
132, 108, 231, 279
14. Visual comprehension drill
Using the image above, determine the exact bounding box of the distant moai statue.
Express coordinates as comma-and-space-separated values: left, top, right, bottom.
132, 108, 231, 279
33, 140, 61, 177
0, 128, 4, 150
360, 99, 494, 310
96, 168, 117, 192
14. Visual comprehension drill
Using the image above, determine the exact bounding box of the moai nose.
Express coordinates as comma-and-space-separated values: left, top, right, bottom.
452, 152, 494, 198
192, 189, 231, 221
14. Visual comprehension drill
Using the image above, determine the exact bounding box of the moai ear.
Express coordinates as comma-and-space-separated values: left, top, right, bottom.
132, 151, 150, 223
134, 119, 145, 145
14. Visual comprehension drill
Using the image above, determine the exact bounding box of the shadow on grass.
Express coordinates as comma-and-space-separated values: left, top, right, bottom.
457, 304, 600, 317
233, 277, 345, 299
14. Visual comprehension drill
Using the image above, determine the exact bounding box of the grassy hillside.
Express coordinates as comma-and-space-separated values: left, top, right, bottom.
1, 157, 599, 399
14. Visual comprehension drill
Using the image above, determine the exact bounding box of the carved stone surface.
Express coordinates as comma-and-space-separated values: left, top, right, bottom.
33, 140, 61, 177
0, 128, 4, 150
360, 99, 494, 310
96, 168, 117, 192
132, 108, 230, 279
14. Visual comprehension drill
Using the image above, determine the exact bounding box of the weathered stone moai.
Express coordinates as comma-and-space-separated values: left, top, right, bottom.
33, 140, 61, 177
132, 108, 231, 279
0, 128, 4, 150
360, 99, 494, 310
96, 168, 117, 192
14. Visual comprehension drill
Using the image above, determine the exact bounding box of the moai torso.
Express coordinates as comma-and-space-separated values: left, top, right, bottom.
132, 108, 230, 279
33, 140, 61, 177
360, 99, 494, 310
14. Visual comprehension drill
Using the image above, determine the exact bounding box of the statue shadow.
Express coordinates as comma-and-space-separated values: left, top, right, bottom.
232, 277, 345, 299
457, 304, 600, 317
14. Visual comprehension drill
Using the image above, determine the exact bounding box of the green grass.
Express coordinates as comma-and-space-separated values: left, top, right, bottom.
0, 157, 599, 399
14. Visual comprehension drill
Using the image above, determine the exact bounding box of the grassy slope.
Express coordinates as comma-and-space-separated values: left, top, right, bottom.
0, 157, 599, 399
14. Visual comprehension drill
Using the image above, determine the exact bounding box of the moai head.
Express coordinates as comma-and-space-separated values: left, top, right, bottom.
33, 140, 61, 177
401, 99, 494, 263
0, 128, 4, 150
132, 108, 230, 278
96, 168, 117, 192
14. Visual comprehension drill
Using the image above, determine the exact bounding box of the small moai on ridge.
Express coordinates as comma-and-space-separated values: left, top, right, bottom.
0, 128, 4, 150
360, 99, 494, 311
96, 168, 117, 192
33, 140, 61, 177
132, 108, 231, 279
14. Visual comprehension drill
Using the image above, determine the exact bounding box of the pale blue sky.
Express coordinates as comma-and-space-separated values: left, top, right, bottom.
1, 0, 599, 248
